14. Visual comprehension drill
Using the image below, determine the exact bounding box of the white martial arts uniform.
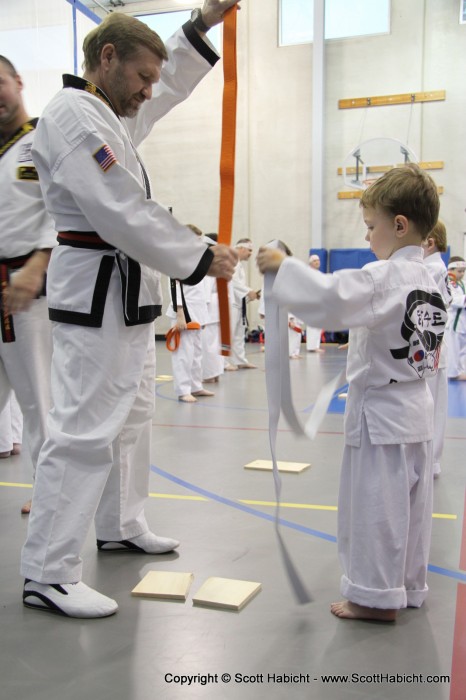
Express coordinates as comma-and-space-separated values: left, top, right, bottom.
288, 314, 303, 357
230, 260, 253, 366
0, 392, 22, 453
424, 252, 452, 476
0, 119, 54, 473
21, 24, 220, 584
166, 278, 209, 397
446, 278, 466, 378
201, 276, 224, 381
272, 246, 447, 609
306, 326, 322, 351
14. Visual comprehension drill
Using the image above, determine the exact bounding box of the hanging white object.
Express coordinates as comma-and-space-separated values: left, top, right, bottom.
342, 138, 419, 190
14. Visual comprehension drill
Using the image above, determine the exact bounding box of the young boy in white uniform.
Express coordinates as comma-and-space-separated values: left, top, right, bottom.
202, 234, 226, 384
166, 225, 214, 402
229, 239, 259, 369
0, 392, 22, 458
258, 164, 446, 621
446, 257, 466, 380
306, 254, 324, 352
422, 221, 452, 477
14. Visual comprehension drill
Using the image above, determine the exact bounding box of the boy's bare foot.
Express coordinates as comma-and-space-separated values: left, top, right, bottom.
330, 600, 397, 621
192, 389, 214, 397
450, 374, 466, 381
178, 394, 197, 403
21, 499, 32, 515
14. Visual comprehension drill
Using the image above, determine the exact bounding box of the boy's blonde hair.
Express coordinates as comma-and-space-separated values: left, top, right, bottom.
360, 163, 439, 239
83, 13, 167, 72
428, 220, 447, 253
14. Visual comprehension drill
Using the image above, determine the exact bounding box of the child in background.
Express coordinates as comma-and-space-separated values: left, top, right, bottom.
422, 221, 452, 477
288, 313, 304, 359
202, 234, 225, 385
306, 255, 325, 353
166, 225, 215, 403
0, 391, 22, 458
257, 164, 447, 621
445, 256, 466, 381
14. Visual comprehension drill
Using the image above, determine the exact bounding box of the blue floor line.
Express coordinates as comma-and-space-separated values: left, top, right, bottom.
151, 465, 466, 584
158, 378, 466, 418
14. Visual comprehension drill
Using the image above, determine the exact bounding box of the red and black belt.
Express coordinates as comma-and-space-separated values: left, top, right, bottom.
57, 231, 115, 250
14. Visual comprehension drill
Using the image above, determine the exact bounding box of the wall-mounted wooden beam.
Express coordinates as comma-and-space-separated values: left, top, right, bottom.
338, 185, 444, 199
339, 90, 445, 110
337, 161, 444, 176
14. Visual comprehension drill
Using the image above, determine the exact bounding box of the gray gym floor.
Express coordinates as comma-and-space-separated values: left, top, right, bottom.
1, 342, 464, 700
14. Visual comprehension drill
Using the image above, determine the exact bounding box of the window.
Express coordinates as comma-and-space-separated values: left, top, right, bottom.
137, 10, 221, 52
279, 0, 390, 46
460, 0, 466, 24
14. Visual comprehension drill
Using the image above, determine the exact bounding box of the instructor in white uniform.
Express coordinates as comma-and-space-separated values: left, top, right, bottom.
21, 3, 238, 619
0, 56, 55, 515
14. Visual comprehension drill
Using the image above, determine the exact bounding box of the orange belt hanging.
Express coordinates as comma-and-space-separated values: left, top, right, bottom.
165, 322, 202, 352
217, 5, 238, 356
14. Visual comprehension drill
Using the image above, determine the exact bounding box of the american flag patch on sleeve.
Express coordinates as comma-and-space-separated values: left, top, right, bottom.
93, 144, 117, 172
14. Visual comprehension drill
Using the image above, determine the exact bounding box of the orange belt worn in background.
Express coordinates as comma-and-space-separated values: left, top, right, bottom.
217, 5, 238, 356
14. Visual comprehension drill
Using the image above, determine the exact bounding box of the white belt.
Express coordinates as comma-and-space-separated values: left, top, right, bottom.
264, 264, 346, 603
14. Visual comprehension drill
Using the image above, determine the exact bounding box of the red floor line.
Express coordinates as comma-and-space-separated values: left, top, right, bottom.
450, 584, 466, 700
153, 422, 466, 440
450, 489, 466, 700
153, 422, 345, 435
459, 491, 466, 573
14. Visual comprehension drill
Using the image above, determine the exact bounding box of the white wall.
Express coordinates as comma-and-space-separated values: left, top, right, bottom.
2, 0, 465, 331
138, 0, 466, 318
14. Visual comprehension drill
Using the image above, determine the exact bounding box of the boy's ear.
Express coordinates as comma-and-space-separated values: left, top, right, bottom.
394, 215, 409, 238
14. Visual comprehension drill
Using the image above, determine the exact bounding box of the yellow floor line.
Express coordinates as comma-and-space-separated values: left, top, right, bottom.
1, 482, 457, 519
149, 492, 207, 502
240, 499, 337, 511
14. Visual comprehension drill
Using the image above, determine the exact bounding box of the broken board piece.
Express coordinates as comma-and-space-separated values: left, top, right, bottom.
131, 571, 194, 601
192, 577, 261, 611
338, 392, 348, 399
155, 374, 173, 381
244, 459, 310, 474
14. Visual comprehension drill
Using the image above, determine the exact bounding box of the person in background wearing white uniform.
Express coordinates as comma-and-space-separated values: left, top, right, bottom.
166, 224, 214, 402
21, 4, 238, 619
445, 256, 466, 380
228, 238, 259, 369
0, 56, 54, 515
422, 220, 452, 477
201, 233, 225, 384
306, 254, 324, 353
0, 392, 22, 459
258, 164, 446, 622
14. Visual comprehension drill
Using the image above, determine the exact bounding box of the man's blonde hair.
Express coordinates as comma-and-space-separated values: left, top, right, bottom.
428, 220, 447, 253
83, 13, 168, 72
360, 163, 439, 239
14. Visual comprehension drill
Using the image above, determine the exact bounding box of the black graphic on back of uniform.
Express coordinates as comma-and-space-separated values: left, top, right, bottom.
390, 289, 447, 378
